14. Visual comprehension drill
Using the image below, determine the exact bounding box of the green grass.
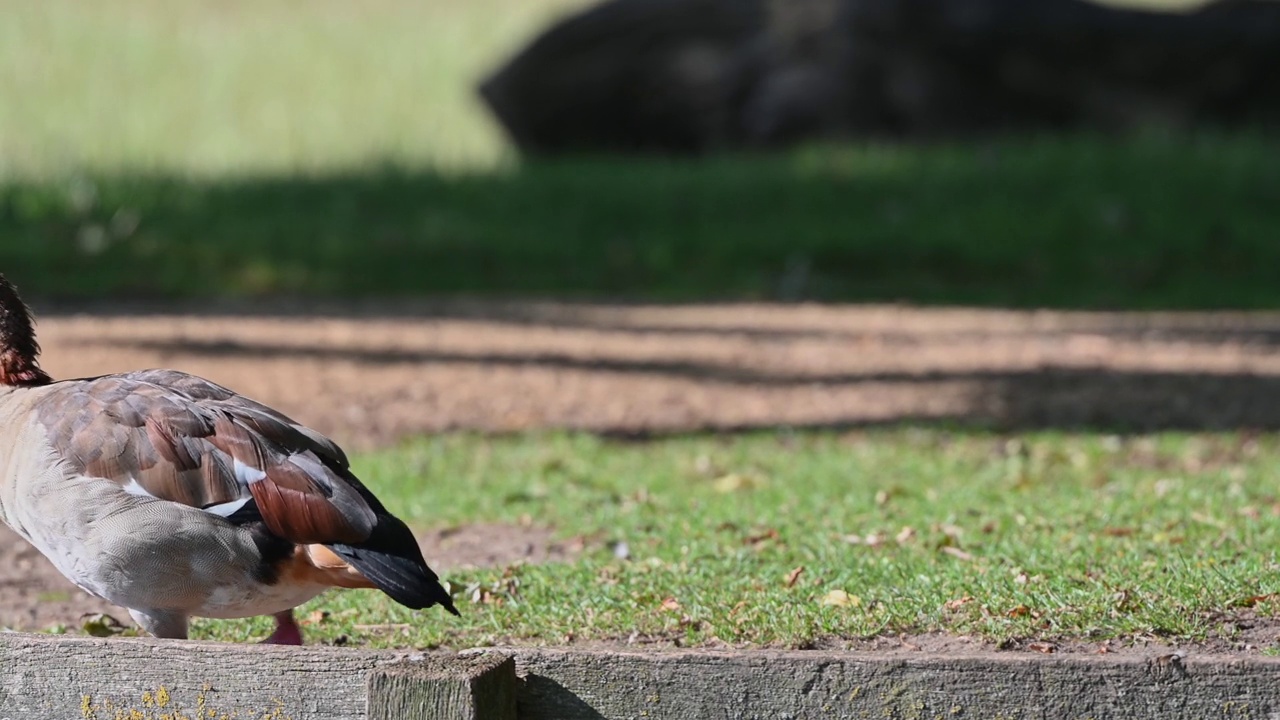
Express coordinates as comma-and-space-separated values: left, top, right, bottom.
6, 0, 1278, 310
0, 0, 590, 177
4, 134, 1280, 309
11, 0, 1278, 653
179, 429, 1280, 649
0, 0, 1203, 179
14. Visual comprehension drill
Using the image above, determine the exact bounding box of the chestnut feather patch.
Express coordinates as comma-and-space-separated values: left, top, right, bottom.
38, 369, 377, 547
248, 465, 370, 545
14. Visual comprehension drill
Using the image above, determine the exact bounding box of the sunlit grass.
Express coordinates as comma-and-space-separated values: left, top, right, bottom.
0, 0, 590, 178
0, 0, 1224, 180
184, 430, 1280, 649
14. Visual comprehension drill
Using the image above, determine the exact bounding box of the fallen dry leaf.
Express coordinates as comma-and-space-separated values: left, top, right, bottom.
822, 590, 861, 608
744, 528, 780, 547
1238, 593, 1277, 608
1027, 642, 1056, 654
785, 565, 805, 588
80, 613, 126, 638
1006, 604, 1031, 618
661, 597, 682, 612
895, 526, 916, 544
1190, 511, 1224, 528
944, 596, 974, 611
715, 473, 762, 493
940, 546, 974, 561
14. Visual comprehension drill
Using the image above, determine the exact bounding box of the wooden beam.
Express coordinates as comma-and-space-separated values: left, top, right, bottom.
0, 633, 512, 720
367, 654, 516, 720
7, 632, 1280, 720
510, 647, 1280, 720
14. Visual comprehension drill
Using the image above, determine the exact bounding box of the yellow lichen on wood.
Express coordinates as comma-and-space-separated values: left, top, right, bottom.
76, 687, 292, 720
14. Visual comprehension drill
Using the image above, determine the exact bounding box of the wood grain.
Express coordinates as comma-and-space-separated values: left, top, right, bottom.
6, 633, 1280, 720
367, 653, 515, 720
0, 633, 499, 720
512, 647, 1280, 720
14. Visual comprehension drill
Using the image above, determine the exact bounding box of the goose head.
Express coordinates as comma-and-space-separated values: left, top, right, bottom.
0, 274, 52, 388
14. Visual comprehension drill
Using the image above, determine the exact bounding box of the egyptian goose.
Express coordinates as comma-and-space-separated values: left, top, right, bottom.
0, 274, 457, 644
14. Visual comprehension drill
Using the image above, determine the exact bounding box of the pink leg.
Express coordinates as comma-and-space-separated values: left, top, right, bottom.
260, 610, 304, 645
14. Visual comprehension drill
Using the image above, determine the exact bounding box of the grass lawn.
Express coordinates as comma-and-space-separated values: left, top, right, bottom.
0, 0, 1205, 178
177, 429, 1280, 650
5, 0, 1278, 310
0, 0, 591, 176
5, 134, 1280, 309
11, 0, 1280, 652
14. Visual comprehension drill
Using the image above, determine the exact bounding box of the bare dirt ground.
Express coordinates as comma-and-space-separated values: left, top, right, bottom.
6, 300, 1280, 650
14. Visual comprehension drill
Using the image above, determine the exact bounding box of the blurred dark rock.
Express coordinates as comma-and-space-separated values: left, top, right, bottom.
478, 0, 1280, 154
477, 0, 767, 154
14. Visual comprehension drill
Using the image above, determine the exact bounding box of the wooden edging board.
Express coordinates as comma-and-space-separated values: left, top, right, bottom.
2, 633, 1277, 719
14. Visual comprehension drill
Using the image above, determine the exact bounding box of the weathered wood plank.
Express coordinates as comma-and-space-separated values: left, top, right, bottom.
510, 648, 1280, 720
367, 653, 516, 720
7, 633, 1280, 720
0, 633, 418, 720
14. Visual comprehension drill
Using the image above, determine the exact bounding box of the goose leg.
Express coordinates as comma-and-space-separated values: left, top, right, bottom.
128, 608, 189, 639
260, 610, 303, 645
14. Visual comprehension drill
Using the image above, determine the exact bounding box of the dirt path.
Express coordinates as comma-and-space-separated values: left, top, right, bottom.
31, 301, 1280, 447
5, 301, 1280, 634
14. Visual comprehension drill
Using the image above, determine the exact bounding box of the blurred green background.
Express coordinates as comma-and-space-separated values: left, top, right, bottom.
2, 0, 1277, 308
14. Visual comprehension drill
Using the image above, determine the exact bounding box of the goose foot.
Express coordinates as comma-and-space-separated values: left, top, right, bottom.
261, 610, 303, 645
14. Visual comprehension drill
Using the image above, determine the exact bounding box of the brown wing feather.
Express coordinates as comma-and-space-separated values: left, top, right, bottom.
36, 370, 376, 546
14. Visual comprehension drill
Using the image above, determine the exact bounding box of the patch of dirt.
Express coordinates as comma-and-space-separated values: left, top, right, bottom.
421, 523, 578, 570
8, 300, 1280, 647
29, 301, 1280, 449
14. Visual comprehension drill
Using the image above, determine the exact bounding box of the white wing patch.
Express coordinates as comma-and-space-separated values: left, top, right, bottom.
233, 458, 267, 485
122, 478, 157, 499
201, 495, 254, 518
122, 474, 253, 518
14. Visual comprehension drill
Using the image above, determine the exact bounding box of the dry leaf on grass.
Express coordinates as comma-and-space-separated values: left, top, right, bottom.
715, 473, 763, 493
785, 566, 805, 588
843, 532, 887, 547
80, 613, 126, 637
822, 590, 861, 608
1006, 604, 1031, 618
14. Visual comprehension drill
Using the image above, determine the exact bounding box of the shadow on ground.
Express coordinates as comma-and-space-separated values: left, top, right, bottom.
29, 302, 1280, 445
4, 133, 1280, 310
